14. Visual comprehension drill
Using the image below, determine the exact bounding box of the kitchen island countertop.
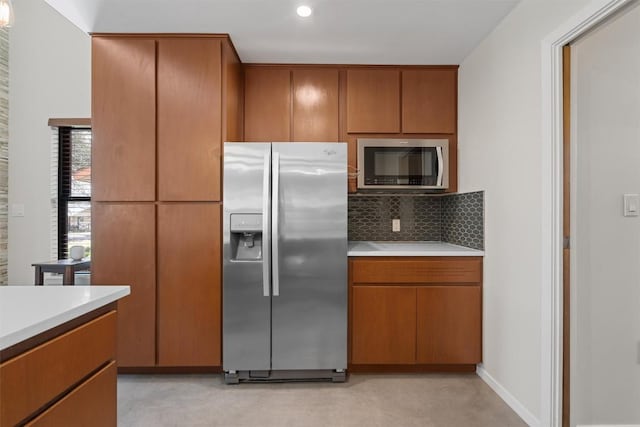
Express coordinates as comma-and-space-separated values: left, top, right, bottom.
348, 241, 484, 257
0, 285, 130, 351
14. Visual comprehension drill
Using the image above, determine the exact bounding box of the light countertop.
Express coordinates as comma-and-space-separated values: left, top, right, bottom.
348, 241, 484, 257
0, 285, 130, 351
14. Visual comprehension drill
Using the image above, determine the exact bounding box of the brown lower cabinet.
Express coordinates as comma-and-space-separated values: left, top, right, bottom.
416, 286, 481, 364
0, 310, 117, 427
25, 362, 116, 427
92, 202, 222, 369
91, 203, 156, 367
349, 257, 482, 369
352, 286, 416, 364
157, 203, 221, 366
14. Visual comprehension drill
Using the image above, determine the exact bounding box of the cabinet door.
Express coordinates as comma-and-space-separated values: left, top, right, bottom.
346, 69, 400, 133
292, 69, 340, 141
244, 67, 291, 141
158, 39, 222, 201
352, 286, 416, 364
91, 203, 156, 367
222, 39, 243, 143
416, 286, 481, 364
402, 69, 457, 134
92, 38, 156, 201
157, 203, 221, 366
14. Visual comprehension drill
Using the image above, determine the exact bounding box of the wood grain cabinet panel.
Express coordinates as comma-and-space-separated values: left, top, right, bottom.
25, 362, 117, 427
352, 286, 416, 364
416, 286, 481, 364
0, 312, 116, 427
92, 38, 156, 201
157, 203, 221, 366
158, 38, 222, 201
351, 257, 482, 284
292, 69, 340, 141
222, 40, 244, 143
244, 67, 291, 141
91, 203, 156, 367
346, 69, 400, 133
402, 69, 457, 134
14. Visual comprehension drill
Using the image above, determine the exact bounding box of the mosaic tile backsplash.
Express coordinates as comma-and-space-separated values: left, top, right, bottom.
348, 191, 484, 250
348, 196, 442, 241
442, 192, 484, 250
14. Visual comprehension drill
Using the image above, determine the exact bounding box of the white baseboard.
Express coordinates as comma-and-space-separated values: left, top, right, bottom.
476, 365, 540, 427
577, 425, 640, 427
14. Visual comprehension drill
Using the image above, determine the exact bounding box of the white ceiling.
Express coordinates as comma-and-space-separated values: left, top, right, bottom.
44, 0, 521, 64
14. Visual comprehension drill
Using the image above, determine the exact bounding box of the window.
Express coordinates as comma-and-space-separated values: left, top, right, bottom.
57, 126, 92, 259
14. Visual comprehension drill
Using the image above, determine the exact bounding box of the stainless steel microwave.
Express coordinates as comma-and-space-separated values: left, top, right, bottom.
357, 138, 449, 191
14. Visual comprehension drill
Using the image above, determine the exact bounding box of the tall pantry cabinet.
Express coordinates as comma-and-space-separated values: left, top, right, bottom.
91, 35, 242, 368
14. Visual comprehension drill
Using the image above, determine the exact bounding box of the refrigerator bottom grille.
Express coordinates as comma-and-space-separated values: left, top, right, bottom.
224, 370, 346, 384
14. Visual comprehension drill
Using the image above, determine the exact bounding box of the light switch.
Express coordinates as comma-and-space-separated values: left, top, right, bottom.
11, 204, 25, 217
392, 219, 401, 232
623, 194, 639, 217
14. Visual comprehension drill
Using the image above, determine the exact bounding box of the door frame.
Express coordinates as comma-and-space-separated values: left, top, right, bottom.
540, 0, 634, 426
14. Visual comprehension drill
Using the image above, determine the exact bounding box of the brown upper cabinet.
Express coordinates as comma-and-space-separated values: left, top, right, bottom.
157, 39, 222, 201
244, 67, 291, 142
346, 69, 401, 133
402, 69, 457, 134
92, 38, 156, 201
92, 35, 241, 202
292, 69, 340, 142
244, 67, 341, 142
345, 67, 457, 134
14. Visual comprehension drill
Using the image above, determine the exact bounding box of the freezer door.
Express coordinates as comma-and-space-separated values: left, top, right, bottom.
222, 142, 271, 371
271, 143, 348, 370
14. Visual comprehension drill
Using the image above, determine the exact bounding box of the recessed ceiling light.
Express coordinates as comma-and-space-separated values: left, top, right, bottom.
296, 5, 312, 18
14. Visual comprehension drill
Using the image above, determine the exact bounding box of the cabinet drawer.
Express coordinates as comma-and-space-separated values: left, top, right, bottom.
25, 361, 116, 427
351, 257, 482, 284
0, 311, 116, 427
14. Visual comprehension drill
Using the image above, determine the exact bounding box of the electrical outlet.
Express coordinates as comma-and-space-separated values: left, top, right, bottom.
392, 219, 401, 232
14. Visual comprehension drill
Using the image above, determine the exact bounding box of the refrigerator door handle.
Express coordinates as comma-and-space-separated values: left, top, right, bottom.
262, 150, 271, 297
272, 152, 280, 297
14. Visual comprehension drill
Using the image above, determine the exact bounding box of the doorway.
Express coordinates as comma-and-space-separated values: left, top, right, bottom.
563, 2, 640, 425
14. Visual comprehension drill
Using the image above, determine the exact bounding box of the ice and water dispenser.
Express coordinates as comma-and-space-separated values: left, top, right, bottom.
229, 214, 263, 261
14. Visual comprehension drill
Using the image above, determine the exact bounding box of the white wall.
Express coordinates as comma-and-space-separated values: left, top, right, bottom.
8, 0, 90, 283
458, 0, 592, 423
571, 2, 640, 424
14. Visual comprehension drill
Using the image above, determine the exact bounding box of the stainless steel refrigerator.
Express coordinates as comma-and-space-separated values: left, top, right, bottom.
222, 142, 347, 383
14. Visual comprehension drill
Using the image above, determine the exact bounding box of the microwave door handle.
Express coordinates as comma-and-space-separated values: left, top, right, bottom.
436, 147, 444, 187
262, 150, 271, 297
